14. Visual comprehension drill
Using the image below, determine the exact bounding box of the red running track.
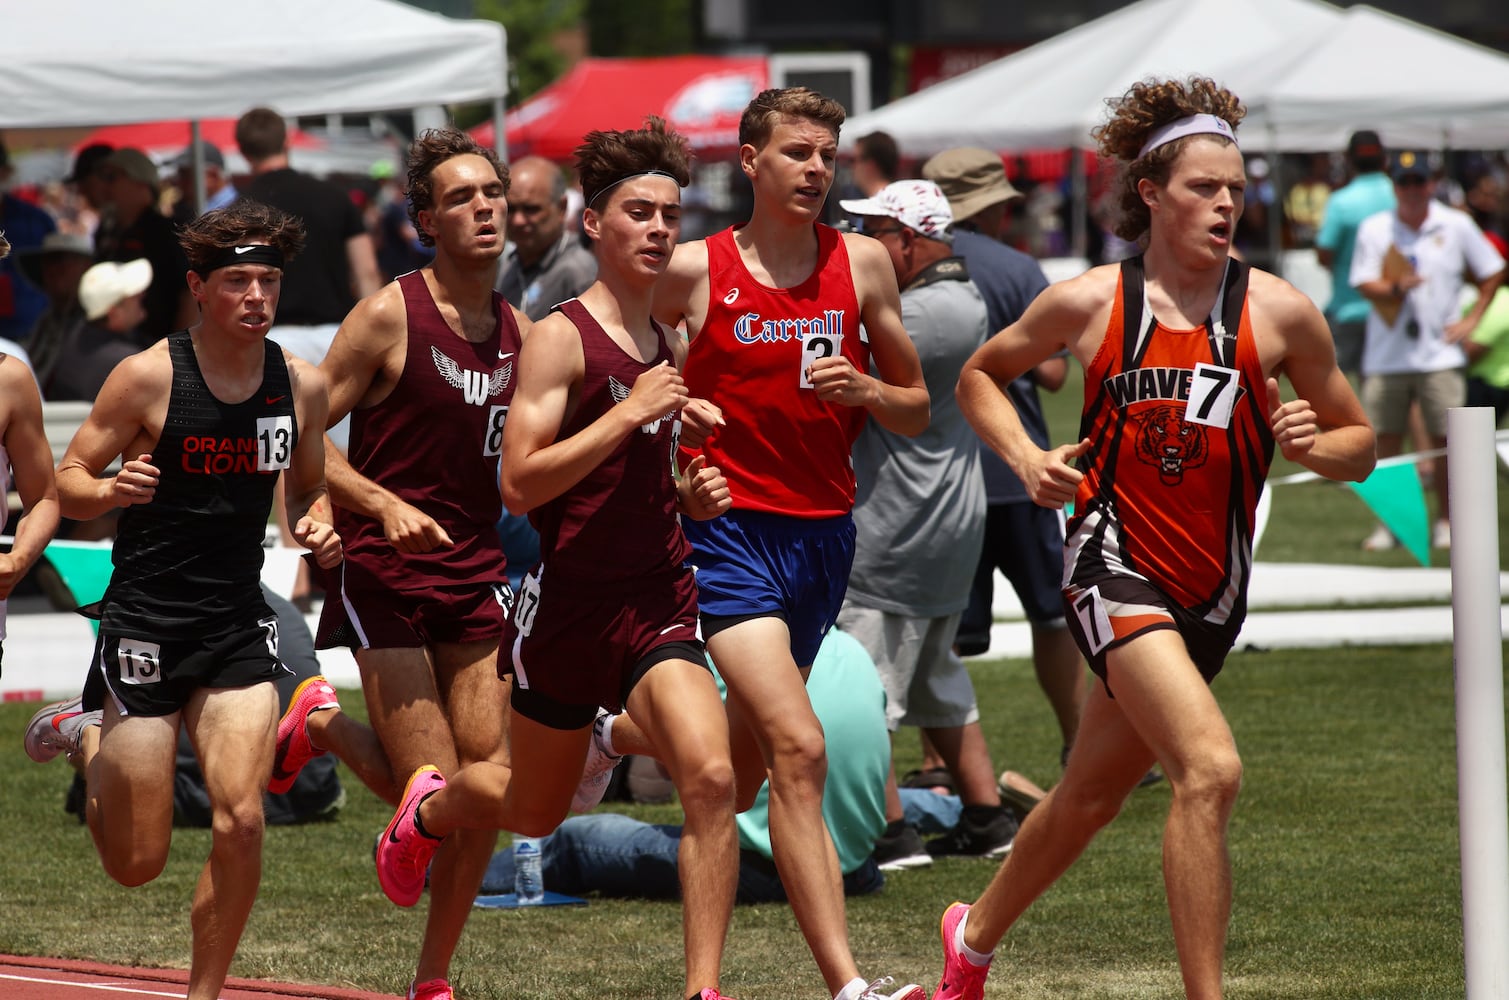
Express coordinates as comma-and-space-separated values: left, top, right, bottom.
0, 955, 398, 998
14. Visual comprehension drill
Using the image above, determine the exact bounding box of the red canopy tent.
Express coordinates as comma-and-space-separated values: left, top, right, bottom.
73, 118, 324, 161
472, 55, 769, 162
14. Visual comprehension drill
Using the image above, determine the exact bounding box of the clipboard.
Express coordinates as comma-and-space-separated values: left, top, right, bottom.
1378, 245, 1415, 327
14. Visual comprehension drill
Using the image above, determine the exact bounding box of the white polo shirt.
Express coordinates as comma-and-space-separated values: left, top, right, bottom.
1350, 200, 1504, 376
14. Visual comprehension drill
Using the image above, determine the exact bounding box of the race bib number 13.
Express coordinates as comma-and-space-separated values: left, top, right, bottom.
117, 638, 163, 686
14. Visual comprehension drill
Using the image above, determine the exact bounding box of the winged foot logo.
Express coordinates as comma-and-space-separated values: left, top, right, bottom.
432, 346, 512, 405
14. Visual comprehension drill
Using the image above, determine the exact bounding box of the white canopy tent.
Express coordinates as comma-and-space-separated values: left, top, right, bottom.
0, 0, 508, 128
1239, 5, 1509, 151
840, 0, 1344, 156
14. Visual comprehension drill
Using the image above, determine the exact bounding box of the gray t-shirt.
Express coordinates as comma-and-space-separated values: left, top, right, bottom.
847, 261, 988, 618
496, 231, 598, 322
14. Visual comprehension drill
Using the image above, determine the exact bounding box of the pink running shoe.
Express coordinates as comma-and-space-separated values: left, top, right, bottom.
408, 978, 454, 1000
269, 675, 340, 794
378, 766, 447, 907
933, 902, 991, 1000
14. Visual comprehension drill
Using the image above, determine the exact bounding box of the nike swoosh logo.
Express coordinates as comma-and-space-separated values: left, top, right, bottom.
659, 623, 685, 636
234, 246, 256, 254
499, 352, 514, 361
265, 395, 286, 405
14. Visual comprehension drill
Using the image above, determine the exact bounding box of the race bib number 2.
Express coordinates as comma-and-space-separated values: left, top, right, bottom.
799, 331, 842, 389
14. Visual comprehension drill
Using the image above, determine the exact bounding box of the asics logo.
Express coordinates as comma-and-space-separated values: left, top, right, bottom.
723, 288, 740, 305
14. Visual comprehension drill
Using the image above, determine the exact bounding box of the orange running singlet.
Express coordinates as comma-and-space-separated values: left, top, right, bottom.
1067, 256, 1274, 623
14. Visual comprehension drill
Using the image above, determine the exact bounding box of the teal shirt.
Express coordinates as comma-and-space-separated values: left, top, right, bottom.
715, 629, 889, 874
1316, 172, 1396, 323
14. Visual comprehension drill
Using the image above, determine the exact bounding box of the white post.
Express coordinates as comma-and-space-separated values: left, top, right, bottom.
1450, 406, 1508, 999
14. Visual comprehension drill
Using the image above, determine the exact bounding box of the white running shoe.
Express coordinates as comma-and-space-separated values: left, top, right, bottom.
570, 710, 623, 814
1361, 524, 1397, 551
24, 695, 101, 763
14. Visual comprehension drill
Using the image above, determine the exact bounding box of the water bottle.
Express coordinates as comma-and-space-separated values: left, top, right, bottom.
513, 836, 544, 905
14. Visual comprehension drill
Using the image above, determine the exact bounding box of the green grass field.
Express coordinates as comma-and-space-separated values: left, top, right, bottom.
0, 642, 1474, 999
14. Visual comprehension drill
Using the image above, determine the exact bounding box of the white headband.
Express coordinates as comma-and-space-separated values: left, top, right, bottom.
1137, 114, 1238, 160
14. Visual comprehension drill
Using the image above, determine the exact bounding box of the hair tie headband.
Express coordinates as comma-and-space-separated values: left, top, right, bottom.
1137, 114, 1238, 160
586, 169, 682, 210
195, 243, 285, 278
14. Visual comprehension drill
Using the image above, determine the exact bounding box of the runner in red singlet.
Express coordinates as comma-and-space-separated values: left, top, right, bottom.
652, 87, 930, 1000
931, 77, 1375, 1000
376, 119, 744, 1000
268, 129, 526, 1000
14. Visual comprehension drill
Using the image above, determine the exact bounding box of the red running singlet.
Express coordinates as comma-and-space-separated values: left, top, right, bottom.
682, 224, 867, 518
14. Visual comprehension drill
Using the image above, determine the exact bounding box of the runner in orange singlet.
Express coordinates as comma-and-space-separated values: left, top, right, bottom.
930, 77, 1375, 1000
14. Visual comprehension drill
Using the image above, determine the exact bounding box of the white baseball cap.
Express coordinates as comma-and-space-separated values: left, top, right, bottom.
79, 258, 152, 321
839, 179, 954, 243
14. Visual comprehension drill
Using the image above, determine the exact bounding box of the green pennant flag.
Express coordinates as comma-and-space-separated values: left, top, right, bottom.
1347, 461, 1430, 566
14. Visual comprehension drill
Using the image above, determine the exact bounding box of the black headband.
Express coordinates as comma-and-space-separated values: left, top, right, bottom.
195, 243, 285, 278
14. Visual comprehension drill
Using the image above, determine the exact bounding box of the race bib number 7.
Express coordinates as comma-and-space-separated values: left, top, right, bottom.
1184, 363, 1240, 429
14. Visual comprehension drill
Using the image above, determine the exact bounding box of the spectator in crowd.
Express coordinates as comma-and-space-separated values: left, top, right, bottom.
920, 146, 1105, 788
1463, 284, 1509, 426
370, 162, 432, 282
1284, 152, 1332, 249
19, 230, 94, 393
494, 155, 597, 321
65, 142, 114, 238
834, 179, 1015, 868
1316, 129, 1395, 375
171, 140, 238, 224
1350, 149, 1506, 551
0, 135, 59, 343
0, 230, 62, 679
1465, 171, 1507, 257
48, 258, 150, 402
235, 106, 382, 431
93, 147, 194, 346
852, 131, 900, 197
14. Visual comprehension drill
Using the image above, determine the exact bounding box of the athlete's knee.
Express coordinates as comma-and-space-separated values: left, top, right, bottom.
1174, 748, 1243, 815
210, 796, 267, 855
1053, 778, 1131, 832
674, 753, 736, 814
97, 836, 170, 887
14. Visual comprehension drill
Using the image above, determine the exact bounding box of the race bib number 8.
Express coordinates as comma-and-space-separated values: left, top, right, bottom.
117, 638, 163, 686
256, 415, 294, 471
799, 331, 842, 389
485, 404, 508, 458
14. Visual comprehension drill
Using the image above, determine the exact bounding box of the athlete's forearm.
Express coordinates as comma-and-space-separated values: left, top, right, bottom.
864, 377, 930, 436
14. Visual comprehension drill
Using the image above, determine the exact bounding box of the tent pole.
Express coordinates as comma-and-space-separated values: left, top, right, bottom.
492, 96, 507, 162
190, 119, 207, 220
1070, 146, 1087, 262
1266, 122, 1282, 278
